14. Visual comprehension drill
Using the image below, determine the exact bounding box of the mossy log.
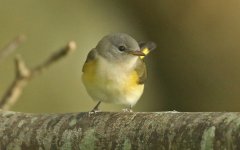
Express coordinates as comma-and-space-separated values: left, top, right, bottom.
0, 111, 240, 150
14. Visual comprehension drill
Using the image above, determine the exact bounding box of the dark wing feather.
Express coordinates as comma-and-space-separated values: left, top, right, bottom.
82, 49, 97, 72
135, 58, 147, 84
139, 41, 157, 52
135, 41, 156, 83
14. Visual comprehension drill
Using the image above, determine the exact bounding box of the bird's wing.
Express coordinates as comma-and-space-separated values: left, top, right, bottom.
134, 41, 156, 84
135, 58, 147, 84
82, 49, 97, 72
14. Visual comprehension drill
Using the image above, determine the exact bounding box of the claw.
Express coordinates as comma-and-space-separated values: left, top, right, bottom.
122, 107, 133, 112
88, 109, 101, 116
88, 101, 101, 116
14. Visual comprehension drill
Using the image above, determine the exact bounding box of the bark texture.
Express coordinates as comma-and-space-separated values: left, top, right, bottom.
0, 111, 240, 150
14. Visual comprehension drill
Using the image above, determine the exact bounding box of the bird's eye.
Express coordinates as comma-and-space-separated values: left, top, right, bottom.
118, 46, 126, 51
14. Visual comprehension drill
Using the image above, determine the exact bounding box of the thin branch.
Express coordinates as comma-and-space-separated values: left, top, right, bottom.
0, 41, 76, 110
0, 111, 240, 149
0, 34, 26, 63
32, 41, 76, 76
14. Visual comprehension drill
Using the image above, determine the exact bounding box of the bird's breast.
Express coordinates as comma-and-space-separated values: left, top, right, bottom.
82, 56, 143, 105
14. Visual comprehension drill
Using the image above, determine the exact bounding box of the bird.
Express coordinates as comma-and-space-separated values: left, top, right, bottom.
82, 33, 156, 113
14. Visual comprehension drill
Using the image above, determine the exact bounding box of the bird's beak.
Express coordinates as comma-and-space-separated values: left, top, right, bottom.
126, 50, 146, 56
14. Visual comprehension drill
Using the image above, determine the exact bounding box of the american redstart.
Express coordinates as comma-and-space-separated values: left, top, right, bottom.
82, 33, 156, 113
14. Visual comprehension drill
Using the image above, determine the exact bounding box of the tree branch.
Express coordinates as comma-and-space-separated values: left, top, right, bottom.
0, 35, 26, 63
0, 41, 76, 110
0, 111, 239, 149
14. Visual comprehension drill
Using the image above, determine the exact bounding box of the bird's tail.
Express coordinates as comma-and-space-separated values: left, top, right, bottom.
139, 41, 157, 59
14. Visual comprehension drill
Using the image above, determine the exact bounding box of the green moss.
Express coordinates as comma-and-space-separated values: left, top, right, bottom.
60, 130, 73, 149
69, 119, 77, 127
30, 117, 38, 123
79, 129, 96, 150
18, 120, 25, 128
2, 111, 15, 117
6, 143, 21, 150
123, 139, 131, 150
200, 126, 215, 150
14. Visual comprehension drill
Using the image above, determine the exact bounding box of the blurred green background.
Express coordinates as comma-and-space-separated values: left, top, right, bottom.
1, 0, 240, 113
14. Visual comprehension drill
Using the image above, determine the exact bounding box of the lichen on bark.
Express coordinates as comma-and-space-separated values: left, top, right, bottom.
0, 111, 240, 149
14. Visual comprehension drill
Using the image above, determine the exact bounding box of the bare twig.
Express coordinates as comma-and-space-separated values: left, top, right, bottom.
0, 34, 26, 63
0, 41, 76, 110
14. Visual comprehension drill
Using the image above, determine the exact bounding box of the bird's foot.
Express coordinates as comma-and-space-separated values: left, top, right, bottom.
88, 108, 101, 116
88, 101, 101, 116
122, 108, 133, 112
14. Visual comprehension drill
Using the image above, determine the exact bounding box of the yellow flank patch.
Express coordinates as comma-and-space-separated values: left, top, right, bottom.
140, 48, 150, 59
82, 59, 97, 83
124, 70, 140, 93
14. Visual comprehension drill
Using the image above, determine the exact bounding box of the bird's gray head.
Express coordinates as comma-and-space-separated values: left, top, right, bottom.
96, 33, 145, 62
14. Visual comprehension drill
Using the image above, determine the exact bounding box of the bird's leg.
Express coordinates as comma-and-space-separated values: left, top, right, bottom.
122, 105, 133, 112
89, 101, 101, 115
